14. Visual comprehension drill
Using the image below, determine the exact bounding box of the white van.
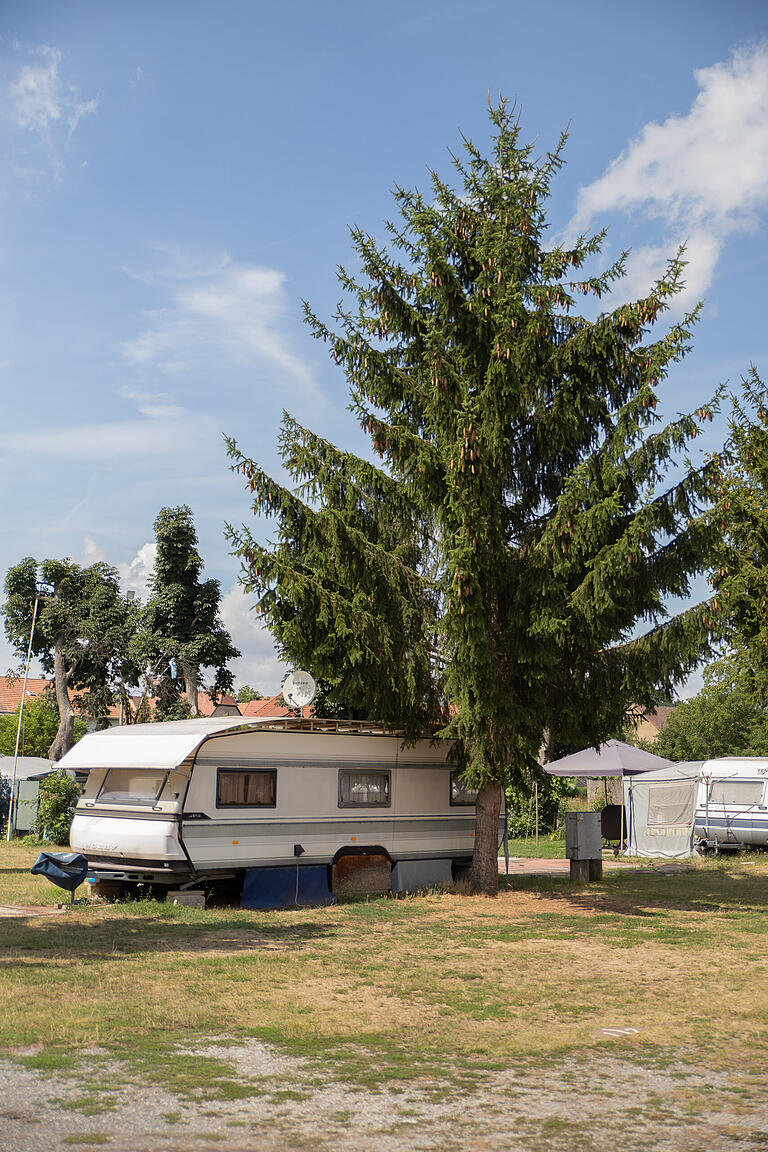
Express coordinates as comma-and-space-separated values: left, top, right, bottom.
62, 716, 484, 897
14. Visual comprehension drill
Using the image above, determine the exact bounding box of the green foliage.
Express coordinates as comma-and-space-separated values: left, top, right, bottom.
227, 102, 721, 826
3, 560, 140, 758
0, 695, 87, 758
645, 658, 767, 761
710, 369, 768, 703
235, 685, 262, 703
139, 507, 240, 711
506, 773, 573, 837
35, 768, 81, 845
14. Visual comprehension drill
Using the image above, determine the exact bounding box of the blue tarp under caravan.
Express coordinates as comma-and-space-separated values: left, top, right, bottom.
623, 763, 702, 858
241, 865, 335, 909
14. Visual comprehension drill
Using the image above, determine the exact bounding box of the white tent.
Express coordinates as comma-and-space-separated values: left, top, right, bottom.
543, 740, 673, 778
623, 762, 703, 858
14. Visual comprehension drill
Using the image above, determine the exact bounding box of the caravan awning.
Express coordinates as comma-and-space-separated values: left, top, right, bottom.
57, 716, 276, 772
543, 740, 673, 778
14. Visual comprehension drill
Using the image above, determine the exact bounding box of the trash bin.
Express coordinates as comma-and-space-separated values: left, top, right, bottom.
565, 812, 603, 881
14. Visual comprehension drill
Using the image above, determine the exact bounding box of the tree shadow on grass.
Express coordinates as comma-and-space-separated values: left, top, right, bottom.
499, 861, 768, 919
0, 912, 339, 966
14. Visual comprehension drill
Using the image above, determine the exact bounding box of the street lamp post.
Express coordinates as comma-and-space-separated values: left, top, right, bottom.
6, 583, 49, 842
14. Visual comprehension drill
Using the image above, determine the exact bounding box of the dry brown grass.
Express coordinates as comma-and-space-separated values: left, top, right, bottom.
1, 842, 768, 1088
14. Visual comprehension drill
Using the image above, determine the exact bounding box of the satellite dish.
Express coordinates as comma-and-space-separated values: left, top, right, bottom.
282, 670, 317, 710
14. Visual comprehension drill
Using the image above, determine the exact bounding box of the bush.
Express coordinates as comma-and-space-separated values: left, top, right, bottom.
35, 769, 80, 845
0, 693, 87, 758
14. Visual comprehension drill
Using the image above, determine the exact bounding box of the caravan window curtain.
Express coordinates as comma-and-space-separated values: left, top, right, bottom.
338, 770, 391, 807
708, 779, 764, 806
647, 782, 695, 827
217, 769, 276, 808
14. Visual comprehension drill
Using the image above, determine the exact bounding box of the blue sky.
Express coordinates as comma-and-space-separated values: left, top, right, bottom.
1, 1, 767, 692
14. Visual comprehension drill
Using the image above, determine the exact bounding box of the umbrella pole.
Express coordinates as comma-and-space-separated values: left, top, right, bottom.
535, 782, 539, 848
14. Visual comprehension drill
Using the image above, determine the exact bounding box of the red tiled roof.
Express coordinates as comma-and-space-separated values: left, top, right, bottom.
196, 691, 239, 717
240, 695, 311, 719
0, 677, 54, 714
641, 705, 676, 732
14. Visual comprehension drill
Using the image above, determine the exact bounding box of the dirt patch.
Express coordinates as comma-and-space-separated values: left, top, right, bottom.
0, 905, 65, 918
2, 1040, 767, 1152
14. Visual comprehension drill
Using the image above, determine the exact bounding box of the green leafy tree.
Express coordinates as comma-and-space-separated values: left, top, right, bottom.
0, 693, 87, 758
643, 659, 766, 761
140, 507, 240, 715
35, 767, 81, 845
3, 559, 139, 760
228, 101, 721, 893
236, 685, 263, 703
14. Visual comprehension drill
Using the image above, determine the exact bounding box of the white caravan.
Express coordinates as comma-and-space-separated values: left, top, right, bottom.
695, 757, 768, 850
63, 716, 485, 896
624, 757, 768, 857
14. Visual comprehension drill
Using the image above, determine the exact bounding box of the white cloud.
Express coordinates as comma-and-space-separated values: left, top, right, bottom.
0, 411, 218, 462
617, 230, 723, 312
121, 256, 317, 394
219, 584, 286, 694
118, 385, 183, 419
5, 45, 98, 181
82, 536, 107, 564
117, 542, 157, 600
569, 43, 768, 305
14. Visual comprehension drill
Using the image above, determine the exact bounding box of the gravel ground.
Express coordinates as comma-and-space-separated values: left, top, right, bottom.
2, 1039, 767, 1152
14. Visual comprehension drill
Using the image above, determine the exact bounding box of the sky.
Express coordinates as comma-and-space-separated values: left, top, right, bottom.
1, 0, 767, 695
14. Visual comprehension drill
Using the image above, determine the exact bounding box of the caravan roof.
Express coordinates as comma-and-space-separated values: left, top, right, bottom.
57, 716, 400, 773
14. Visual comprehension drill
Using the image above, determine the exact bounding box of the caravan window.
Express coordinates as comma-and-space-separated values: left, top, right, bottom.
217, 769, 276, 808
338, 770, 390, 807
98, 769, 168, 806
450, 771, 478, 806
708, 779, 764, 806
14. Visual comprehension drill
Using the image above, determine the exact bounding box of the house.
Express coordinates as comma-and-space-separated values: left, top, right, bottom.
0, 675, 115, 733
0, 677, 55, 718
239, 695, 312, 719
628, 705, 676, 745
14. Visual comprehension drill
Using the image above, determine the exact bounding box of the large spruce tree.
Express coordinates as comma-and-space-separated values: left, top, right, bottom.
710, 368, 768, 701
228, 101, 720, 893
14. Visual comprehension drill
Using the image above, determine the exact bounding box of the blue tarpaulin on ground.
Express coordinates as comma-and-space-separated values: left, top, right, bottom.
30, 851, 89, 892
241, 865, 335, 909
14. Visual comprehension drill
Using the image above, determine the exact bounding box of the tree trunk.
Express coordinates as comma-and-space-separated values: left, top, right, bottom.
181, 660, 199, 716
468, 783, 503, 895
48, 638, 75, 761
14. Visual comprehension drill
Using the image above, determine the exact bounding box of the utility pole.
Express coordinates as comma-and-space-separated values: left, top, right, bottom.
6, 583, 48, 841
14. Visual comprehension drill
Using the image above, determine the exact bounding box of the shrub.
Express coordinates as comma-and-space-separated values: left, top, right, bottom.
35, 769, 80, 845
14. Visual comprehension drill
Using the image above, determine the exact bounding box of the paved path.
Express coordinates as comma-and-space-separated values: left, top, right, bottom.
497, 855, 653, 876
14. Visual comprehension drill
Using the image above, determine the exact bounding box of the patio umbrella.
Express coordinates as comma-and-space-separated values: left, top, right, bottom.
543, 739, 673, 778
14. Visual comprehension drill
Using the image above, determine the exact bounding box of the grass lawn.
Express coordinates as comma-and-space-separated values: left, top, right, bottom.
2, 840, 768, 1149
503, 835, 566, 858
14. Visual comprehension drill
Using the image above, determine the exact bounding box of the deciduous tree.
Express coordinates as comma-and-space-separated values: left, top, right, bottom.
140, 506, 240, 715
3, 559, 138, 760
